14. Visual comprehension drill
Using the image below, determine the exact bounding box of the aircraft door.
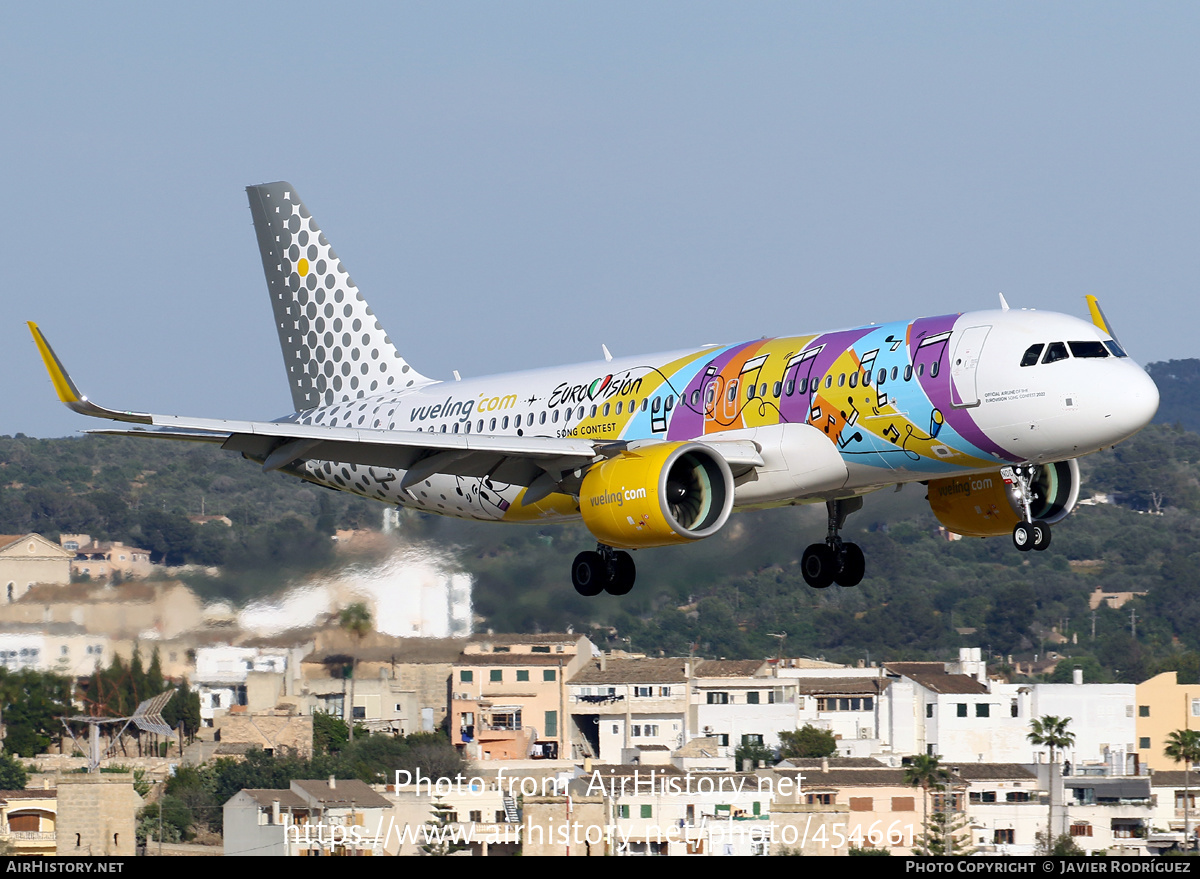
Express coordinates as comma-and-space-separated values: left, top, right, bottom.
950, 326, 991, 408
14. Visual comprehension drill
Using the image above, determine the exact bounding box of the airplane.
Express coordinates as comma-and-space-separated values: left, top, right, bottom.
29, 182, 1160, 597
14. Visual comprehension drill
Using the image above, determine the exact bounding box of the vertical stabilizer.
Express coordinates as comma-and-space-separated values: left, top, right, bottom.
246, 182, 433, 411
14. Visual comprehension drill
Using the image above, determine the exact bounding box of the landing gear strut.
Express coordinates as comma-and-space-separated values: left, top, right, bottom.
802, 497, 866, 588
1006, 465, 1052, 552
572, 545, 636, 596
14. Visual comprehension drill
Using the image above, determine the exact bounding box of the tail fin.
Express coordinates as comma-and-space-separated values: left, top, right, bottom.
246, 182, 433, 411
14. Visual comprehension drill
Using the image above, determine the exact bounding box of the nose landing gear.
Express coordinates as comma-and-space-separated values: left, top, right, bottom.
572, 545, 636, 596
802, 497, 866, 588
1006, 465, 1052, 552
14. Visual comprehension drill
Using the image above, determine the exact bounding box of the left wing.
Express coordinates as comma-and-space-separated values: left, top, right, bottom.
29, 322, 605, 500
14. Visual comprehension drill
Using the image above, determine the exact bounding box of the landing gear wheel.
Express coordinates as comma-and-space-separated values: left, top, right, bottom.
1012, 522, 1034, 552
835, 543, 865, 587
802, 544, 837, 589
1031, 520, 1052, 551
606, 551, 636, 596
572, 551, 606, 596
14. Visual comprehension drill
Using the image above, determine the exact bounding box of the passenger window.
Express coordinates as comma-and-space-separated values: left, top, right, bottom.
693, 389, 703, 407
838, 373, 846, 388
863, 370, 871, 386
615, 401, 623, 415
440, 424, 447, 433
773, 381, 782, 398
930, 361, 940, 378
540, 411, 547, 424
652, 397, 661, 413
590, 404, 598, 418
664, 396, 673, 411
641, 399, 648, 412
453, 422, 460, 433
1042, 342, 1069, 364
1069, 341, 1109, 358
798, 378, 807, 394
760, 383, 767, 397
728, 386, 737, 403
1020, 344, 1044, 367
878, 368, 887, 386
891, 367, 898, 382
603, 403, 610, 417
848, 372, 858, 388
747, 384, 756, 400
552, 409, 559, 423
490, 418, 496, 431
477, 419, 484, 432
825, 375, 833, 389
502, 416, 509, 429
464, 421, 470, 433
917, 364, 925, 377
903, 365, 912, 381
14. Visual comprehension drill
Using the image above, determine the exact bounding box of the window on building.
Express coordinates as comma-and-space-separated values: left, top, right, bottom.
490, 670, 502, 682
1140, 737, 1151, 750
635, 686, 652, 697
747, 691, 760, 705
742, 734, 763, 746
1070, 823, 1093, 838
926, 703, 934, 718
957, 703, 967, 717
1005, 791, 1032, 803
544, 710, 558, 738
618, 805, 630, 819
543, 670, 556, 681
707, 692, 729, 705
1139, 705, 1150, 717
469, 811, 482, 823
994, 829, 1015, 845
532, 646, 551, 653
891, 797, 915, 812
641, 805, 653, 819
976, 704, 990, 718
805, 793, 834, 806
516, 670, 529, 682
969, 791, 997, 804
849, 797, 873, 812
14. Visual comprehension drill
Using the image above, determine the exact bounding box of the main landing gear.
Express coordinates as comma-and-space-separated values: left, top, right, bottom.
572, 545, 636, 596
802, 497, 866, 589
1006, 465, 1052, 552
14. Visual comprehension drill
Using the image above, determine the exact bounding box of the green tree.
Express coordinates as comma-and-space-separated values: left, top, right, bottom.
915, 809, 975, 856
1028, 716, 1075, 853
1164, 729, 1200, 853
904, 754, 951, 855
734, 738, 775, 770
0, 751, 29, 789
338, 603, 372, 743
778, 725, 837, 759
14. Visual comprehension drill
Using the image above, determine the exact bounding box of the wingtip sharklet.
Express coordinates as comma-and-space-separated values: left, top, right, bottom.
27, 322, 153, 425
27, 321, 84, 405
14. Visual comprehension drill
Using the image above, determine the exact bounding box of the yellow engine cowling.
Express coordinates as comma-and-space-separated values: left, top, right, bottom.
927, 459, 1081, 538
580, 442, 735, 549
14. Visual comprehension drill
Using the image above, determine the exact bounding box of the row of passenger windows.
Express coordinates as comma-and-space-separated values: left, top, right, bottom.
416, 394, 679, 434
1020, 340, 1127, 367
414, 355, 949, 435
730, 360, 939, 405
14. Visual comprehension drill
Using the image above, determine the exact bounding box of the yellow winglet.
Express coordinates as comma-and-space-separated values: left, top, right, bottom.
1085, 295, 1112, 336
27, 321, 84, 404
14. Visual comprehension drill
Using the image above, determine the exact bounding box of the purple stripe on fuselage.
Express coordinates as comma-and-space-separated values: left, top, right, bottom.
909, 314, 1013, 461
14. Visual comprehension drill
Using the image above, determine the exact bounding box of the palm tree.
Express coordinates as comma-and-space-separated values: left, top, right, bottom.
338, 602, 372, 743
905, 753, 951, 855
1028, 715, 1075, 852
1164, 729, 1200, 852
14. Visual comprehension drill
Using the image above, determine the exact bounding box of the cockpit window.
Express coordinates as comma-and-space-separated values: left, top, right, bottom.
1068, 341, 1109, 359
1042, 342, 1069, 364
1020, 344, 1044, 367
1104, 340, 1128, 358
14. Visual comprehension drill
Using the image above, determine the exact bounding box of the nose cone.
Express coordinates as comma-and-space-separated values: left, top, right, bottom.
1111, 363, 1159, 442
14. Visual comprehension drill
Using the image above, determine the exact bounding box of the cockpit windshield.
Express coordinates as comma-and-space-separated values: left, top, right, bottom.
1020, 339, 1128, 366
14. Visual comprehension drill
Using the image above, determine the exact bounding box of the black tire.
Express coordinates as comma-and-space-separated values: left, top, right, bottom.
1031, 520, 1052, 551
606, 551, 636, 596
572, 551, 606, 596
835, 543, 866, 587
801, 544, 836, 588
1012, 522, 1034, 552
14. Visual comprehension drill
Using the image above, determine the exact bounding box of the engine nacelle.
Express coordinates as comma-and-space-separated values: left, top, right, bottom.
927, 459, 1081, 538
580, 442, 735, 549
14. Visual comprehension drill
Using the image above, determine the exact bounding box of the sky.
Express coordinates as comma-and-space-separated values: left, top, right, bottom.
3, 3, 1197, 438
